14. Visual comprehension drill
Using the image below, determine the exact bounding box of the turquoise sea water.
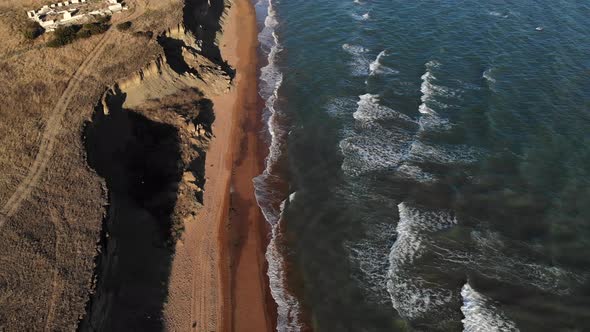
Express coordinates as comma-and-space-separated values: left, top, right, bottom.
254, 0, 590, 330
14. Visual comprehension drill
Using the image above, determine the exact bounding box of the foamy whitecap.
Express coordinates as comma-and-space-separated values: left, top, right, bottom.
396, 164, 437, 183
342, 46, 371, 76
461, 283, 520, 332
352, 12, 370, 21
325, 97, 356, 118
483, 68, 496, 83
342, 43, 369, 55
255, 0, 305, 330
483, 68, 497, 93
267, 224, 305, 331
407, 141, 482, 165
467, 231, 586, 295
388, 276, 456, 320
418, 113, 452, 131
369, 50, 399, 76
354, 94, 414, 123
340, 128, 414, 175
488, 10, 509, 18
387, 203, 459, 319
255, 0, 285, 226
430, 230, 587, 296
346, 222, 396, 304
419, 60, 459, 116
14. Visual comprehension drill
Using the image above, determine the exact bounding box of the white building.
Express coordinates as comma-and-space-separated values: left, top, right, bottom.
26, 0, 125, 31
108, 3, 123, 12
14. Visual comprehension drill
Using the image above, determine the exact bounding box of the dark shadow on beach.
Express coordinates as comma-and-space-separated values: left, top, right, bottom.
79, 86, 182, 331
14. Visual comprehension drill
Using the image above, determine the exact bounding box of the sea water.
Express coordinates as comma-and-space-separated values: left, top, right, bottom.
254, 0, 590, 330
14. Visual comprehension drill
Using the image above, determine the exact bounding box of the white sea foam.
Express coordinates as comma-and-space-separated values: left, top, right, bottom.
340, 90, 475, 176
254, 1, 303, 330
352, 12, 370, 21
488, 10, 509, 18
389, 202, 458, 269
369, 50, 398, 76
483, 68, 496, 84
342, 44, 370, 76
255, 0, 285, 225
417, 60, 456, 131
396, 164, 437, 183
266, 195, 304, 331
342, 43, 369, 55
483, 68, 497, 92
325, 97, 356, 118
267, 221, 304, 331
430, 230, 587, 296
468, 231, 586, 295
386, 203, 458, 319
340, 128, 414, 175
340, 94, 419, 174
354, 94, 413, 123
418, 113, 452, 131
346, 222, 396, 304
407, 141, 482, 165
420, 65, 456, 106
461, 283, 520, 332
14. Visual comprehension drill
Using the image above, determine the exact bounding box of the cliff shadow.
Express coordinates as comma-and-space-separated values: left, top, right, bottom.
183, 0, 235, 79
80, 86, 182, 331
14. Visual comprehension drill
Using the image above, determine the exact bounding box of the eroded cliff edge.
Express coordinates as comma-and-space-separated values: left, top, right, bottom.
79, 0, 233, 330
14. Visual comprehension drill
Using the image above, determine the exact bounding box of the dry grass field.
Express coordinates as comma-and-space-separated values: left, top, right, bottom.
0, 0, 195, 329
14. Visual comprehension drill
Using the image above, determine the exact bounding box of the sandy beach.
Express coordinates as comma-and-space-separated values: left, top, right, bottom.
164, 0, 273, 330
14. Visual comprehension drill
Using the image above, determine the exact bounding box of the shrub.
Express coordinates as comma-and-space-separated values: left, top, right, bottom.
48, 21, 110, 46
116, 21, 132, 31
22, 21, 44, 40
80, 22, 110, 35
47, 25, 79, 47
95, 15, 111, 24
133, 30, 153, 39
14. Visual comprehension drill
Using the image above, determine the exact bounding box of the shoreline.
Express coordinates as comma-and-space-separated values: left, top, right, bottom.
225, 0, 278, 327
164, 0, 274, 330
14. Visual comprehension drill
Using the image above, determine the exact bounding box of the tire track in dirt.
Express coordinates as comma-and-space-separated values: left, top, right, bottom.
0, 2, 147, 231
0, 30, 113, 229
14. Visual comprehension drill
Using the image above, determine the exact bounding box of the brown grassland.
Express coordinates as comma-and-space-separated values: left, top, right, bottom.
0, 0, 192, 329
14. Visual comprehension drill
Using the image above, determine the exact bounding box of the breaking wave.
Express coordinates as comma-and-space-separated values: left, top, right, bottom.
461, 283, 520, 332
488, 10, 509, 18
354, 94, 413, 123
346, 222, 396, 304
254, 0, 303, 330
266, 195, 304, 331
342, 43, 369, 55
369, 50, 398, 76
386, 203, 459, 319
352, 12, 371, 21
342, 43, 371, 76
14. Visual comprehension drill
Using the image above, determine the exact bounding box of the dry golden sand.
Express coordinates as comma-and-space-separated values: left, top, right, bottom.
164, 0, 274, 330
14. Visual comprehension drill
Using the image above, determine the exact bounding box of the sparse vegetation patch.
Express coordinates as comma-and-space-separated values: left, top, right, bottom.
22, 21, 44, 40
116, 21, 132, 31
47, 20, 110, 47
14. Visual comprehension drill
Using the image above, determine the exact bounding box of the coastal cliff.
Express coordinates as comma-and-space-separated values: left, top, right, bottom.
79, 0, 234, 330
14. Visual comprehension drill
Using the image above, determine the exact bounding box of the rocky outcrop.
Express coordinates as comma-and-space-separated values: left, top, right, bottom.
79, 0, 234, 330
117, 24, 232, 109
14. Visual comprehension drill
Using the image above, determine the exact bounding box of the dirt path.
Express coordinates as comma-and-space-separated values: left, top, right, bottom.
0, 2, 147, 230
